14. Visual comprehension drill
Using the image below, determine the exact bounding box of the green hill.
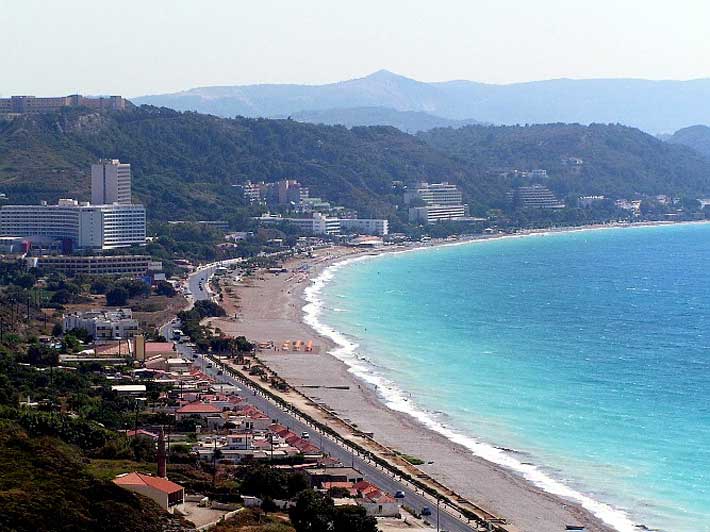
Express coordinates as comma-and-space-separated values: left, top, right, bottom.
1, 107, 709, 227
666, 125, 710, 159
0, 423, 192, 532
418, 124, 710, 199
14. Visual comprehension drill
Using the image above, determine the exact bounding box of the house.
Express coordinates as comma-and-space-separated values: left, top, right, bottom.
305, 467, 364, 488
353, 481, 400, 517
175, 401, 223, 420
113, 472, 185, 513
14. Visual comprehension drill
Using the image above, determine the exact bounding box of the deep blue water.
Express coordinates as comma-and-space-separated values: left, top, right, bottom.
312, 224, 710, 532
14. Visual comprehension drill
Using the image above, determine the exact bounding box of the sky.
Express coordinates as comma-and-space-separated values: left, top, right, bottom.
2, 0, 710, 97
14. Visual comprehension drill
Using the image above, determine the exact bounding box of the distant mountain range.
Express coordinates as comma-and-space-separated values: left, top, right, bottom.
133, 70, 710, 133
289, 107, 481, 133
666, 125, 710, 159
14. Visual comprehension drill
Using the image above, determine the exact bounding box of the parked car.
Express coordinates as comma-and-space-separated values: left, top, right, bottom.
421, 507, 432, 516
394, 490, 405, 499
301, 431, 310, 439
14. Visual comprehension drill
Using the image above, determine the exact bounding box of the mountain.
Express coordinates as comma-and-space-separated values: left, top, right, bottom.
289, 107, 480, 133
1, 107, 709, 228
133, 70, 710, 133
666, 125, 710, 159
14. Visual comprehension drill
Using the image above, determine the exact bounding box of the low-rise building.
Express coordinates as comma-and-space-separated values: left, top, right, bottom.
113, 472, 184, 513
63, 308, 139, 340
26, 254, 158, 277
339, 218, 389, 236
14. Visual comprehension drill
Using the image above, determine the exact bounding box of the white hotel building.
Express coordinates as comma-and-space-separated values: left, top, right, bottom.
0, 200, 146, 250
0, 159, 146, 250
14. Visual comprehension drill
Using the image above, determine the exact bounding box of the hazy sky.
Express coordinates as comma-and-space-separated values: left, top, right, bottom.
2, 0, 710, 97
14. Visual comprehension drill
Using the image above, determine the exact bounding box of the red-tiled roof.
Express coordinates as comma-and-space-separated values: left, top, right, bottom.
145, 342, 175, 353
176, 402, 222, 414
114, 472, 183, 494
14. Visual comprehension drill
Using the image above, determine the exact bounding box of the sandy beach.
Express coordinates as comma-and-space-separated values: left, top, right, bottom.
206, 230, 653, 532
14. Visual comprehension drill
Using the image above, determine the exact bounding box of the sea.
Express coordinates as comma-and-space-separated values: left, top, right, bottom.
303, 222, 710, 532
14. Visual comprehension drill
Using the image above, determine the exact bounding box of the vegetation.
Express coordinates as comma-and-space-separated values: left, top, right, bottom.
4, 107, 708, 233
0, 423, 190, 532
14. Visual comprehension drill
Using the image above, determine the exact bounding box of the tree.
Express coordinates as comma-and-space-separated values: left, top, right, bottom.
289, 490, 335, 532
154, 281, 177, 297
333, 505, 378, 532
106, 287, 129, 306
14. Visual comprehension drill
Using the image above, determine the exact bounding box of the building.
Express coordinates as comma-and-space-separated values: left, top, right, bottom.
508, 185, 565, 210
175, 401, 223, 420
258, 213, 341, 235
0, 200, 146, 250
234, 181, 268, 204
113, 472, 184, 513
26, 254, 159, 276
578, 195, 606, 208
0, 94, 128, 114
404, 182, 463, 206
408, 204, 467, 224
404, 182, 468, 224
339, 218, 389, 236
273, 179, 309, 206
91, 159, 132, 205
63, 308, 139, 340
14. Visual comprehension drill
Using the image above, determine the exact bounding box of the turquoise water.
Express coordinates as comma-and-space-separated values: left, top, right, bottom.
309, 224, 710, 532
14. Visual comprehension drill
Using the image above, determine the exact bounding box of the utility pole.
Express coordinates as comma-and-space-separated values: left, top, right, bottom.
436, 497, 440, 532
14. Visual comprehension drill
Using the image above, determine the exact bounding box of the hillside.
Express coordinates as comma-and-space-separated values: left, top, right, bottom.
666, 125, 710, 159
1, 108, 710, 228
133, 70, 710, 133
290, 106, 480, 133
0, 107, 492, 221
419, 124, 710, 199
0, 424, 191, 532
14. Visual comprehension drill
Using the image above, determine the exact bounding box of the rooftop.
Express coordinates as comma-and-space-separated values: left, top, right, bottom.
114, 472, 183, 494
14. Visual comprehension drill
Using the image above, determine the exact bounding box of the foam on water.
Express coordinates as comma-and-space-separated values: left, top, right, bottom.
302, 245, 642, 532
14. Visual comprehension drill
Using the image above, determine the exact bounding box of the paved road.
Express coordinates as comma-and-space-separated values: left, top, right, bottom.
163, 260, 486, 532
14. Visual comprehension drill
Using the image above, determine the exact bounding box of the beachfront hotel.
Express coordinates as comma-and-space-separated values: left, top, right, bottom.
404, 181, 468, 223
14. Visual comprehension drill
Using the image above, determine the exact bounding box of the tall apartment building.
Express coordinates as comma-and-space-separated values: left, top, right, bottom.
0, 95, 127, 114
404, 182, 468, 224
92, 159, 132, 205
0, 200, 146, 250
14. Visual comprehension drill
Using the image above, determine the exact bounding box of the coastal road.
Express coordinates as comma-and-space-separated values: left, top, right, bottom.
165, 258, 487, 532
172, 342, 481, 532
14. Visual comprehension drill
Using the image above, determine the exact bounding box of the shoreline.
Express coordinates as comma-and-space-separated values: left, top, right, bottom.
210, 221, 701, 532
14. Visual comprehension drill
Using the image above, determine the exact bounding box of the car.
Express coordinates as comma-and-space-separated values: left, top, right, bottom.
206, 363, 213, 368
394, 490, 405, 499
217, 370, 223, 376
420, 507, 432, 516
301, 431, 310, 439
192, 353, 199, 359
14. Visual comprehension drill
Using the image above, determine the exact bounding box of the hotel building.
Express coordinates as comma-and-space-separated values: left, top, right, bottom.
0, 200, 145, 250
92, 159, 132, 205
26, 254, 160, 277
405, 182, 468, 224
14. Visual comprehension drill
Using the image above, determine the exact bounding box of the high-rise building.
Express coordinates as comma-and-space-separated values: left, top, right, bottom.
92, 159, 132, 205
